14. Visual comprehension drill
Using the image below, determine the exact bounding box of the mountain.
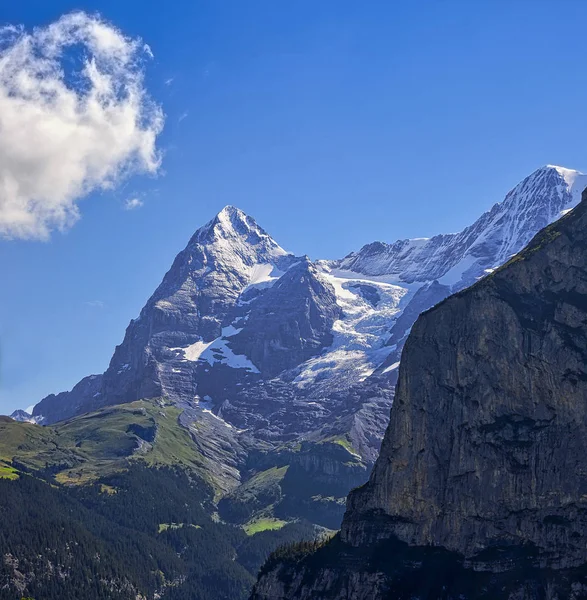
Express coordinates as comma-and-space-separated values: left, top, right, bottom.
5, 164, 585, 598
34, 205, 296, 417
251, 183, 587, 599
9, 409, 34, 422
26, 166, 587, 521
33, 165, 587, 415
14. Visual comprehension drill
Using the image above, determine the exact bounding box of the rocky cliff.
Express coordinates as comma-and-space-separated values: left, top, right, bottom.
251, 190, 587, 598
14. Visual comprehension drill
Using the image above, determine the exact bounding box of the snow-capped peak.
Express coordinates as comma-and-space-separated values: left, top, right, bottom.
184, 206, 290, 288
336, 164, 587, 287
544, 165, 587, 205
144, 205, 295, 332
192, 205, 287, 256
547, 164, 582, 182
9, 409, 40, 423
501, 165, 585, 212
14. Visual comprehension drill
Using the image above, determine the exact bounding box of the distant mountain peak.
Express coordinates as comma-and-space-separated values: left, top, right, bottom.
512, 163, 584, 194
545, 163, 582, 177
9, 409, 36, 423
190, 205, 287, 257
510, 164, 586, 207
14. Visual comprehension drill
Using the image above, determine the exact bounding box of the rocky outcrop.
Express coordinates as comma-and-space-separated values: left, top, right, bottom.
230, 259, 341, 377
251, 191, 587, 598
34, 373, 103, 423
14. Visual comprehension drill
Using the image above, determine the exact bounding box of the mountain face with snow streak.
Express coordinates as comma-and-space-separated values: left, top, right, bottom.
35, 206, 301, 418
30, 165, 587, 527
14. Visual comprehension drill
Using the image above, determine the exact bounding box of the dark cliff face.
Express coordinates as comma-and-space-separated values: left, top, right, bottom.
252, 196, 587, 599
344, 196, 587, 564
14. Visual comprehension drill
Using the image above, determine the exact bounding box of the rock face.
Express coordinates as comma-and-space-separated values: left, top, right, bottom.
230, 259, 341, 377
251, 191, 587, 598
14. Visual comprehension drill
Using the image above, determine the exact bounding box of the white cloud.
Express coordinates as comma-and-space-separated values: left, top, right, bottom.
0, 12, 165, 240
124, 197, 144, 210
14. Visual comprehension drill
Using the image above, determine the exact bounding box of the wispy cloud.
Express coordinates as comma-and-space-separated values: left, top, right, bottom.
164, 77, 174, 86
124, 197, 144, 210
143, 43, 154, 59
0, 12, 164, 240
85, 300, 105, 309
178, 111, 189, 123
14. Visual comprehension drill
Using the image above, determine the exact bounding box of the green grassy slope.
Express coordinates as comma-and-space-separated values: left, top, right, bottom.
0, 403, 323, 600
0, 399, 210, 486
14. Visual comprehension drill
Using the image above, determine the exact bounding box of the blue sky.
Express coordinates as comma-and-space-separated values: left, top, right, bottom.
1, 0, 587, 412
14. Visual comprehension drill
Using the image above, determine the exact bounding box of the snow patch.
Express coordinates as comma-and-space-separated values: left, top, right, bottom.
245, 263, 284, 290
381, 361, 400, 374
292, 268, 412, 392
171, 326, 260, 373
194, 395, 236, 429
438, 254, 479, 286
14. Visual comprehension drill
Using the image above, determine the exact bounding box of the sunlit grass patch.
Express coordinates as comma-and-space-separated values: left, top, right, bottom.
243, 517, 287, 535
0, 462, 19, 480
158, 522, 201, 533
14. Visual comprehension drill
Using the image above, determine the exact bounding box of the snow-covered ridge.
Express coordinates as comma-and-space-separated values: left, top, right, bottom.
335, 165, 587, 288
289, 164, 587, 389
